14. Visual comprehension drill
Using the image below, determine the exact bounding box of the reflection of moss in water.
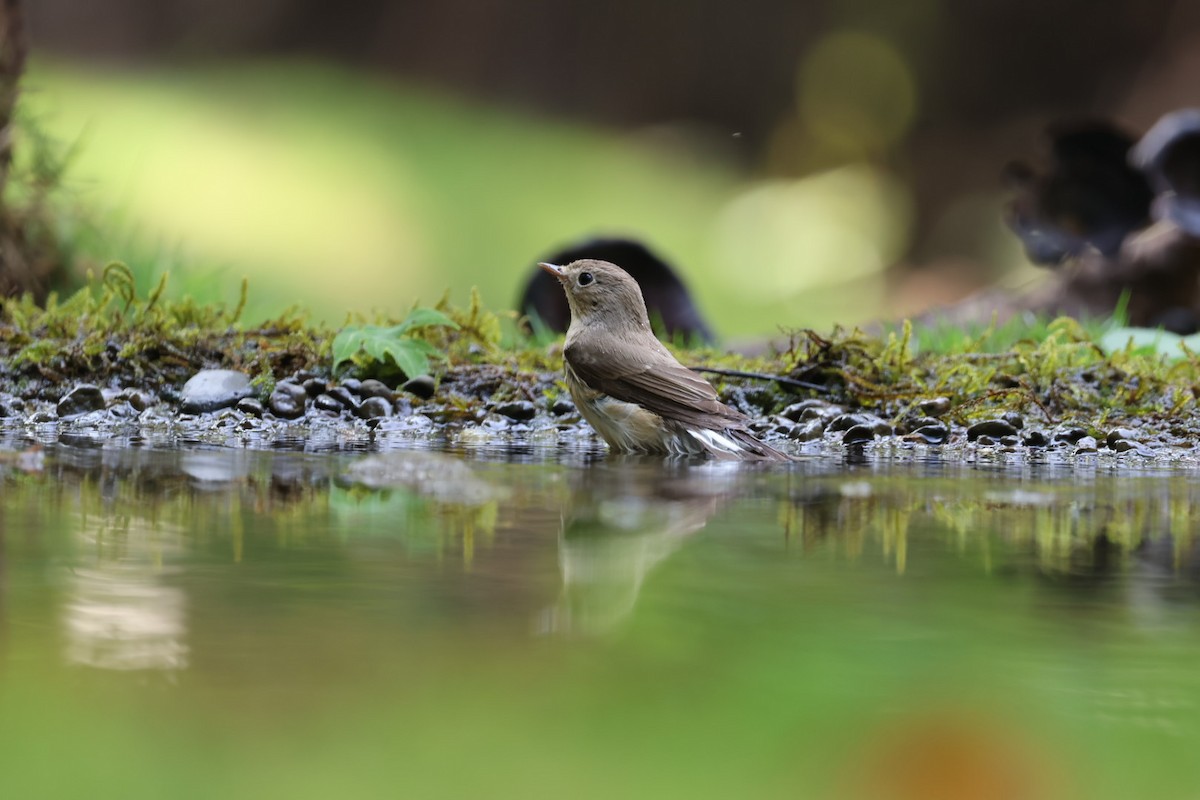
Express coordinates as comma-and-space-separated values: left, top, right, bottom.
777, 477, 1200, 576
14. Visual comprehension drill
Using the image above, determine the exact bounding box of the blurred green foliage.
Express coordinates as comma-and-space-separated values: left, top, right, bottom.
21, 58, 920, 338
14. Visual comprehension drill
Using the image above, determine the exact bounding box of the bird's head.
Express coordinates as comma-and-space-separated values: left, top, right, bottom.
538, 259, 652, 333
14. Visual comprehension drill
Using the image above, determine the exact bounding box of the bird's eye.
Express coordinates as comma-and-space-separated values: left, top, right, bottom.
577, 271, 594, 287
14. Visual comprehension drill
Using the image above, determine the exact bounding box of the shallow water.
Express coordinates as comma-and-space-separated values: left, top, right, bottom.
2, 442, 1200, 799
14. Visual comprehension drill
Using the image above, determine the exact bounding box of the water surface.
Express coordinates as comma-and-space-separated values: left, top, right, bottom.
2, 443, 1199, 798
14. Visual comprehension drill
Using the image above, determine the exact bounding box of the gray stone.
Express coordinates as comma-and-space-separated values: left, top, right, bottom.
966, 419, 1018, 440
236, 397, 265, 417
402, 375, 436, 399
57, 384, 106, 418
1022, 429, 1049, 447
357, 379, 394, 401
909, 423, 949, 444
789, 419, 827, 441
180, 370, 253, 414
1106, 428, 1139, 448
918, 396, 951, 416
357, 396, 393, 419
1002, 411, 1025, 430
313, 393, 343, 414
781, 400, 843, 422
268, 382, 308, 419
828, 412, 890, 435
842, 424, 878, 444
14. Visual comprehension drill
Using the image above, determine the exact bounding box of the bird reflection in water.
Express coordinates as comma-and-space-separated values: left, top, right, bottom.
536, 456, 745, 635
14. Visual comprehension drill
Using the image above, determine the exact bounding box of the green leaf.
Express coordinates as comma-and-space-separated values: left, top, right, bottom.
395, 307, 459, 334
331, 306, 458, 376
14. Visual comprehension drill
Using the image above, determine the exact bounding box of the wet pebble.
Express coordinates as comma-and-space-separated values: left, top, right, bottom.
1023, 429, 1049, 447
180, 370, 254, 414
402, 375, 436, 399
1075, 436, 1099, 454
302, 377, 329, 397
236, 397, 265, 417
358, 379, 393, 401
789, 419, 827, 442
842, 424, 878, 445
828, 413, 891, 435
1053, 426, 1088, 444
326, 386, 360, 412
966, 419, 1017, 440
268, 382, 308, 419
27, 409, 57, 424
918, 396, 951, 416
781, 399, 843, 422
313, 393, 343, 414
1111, 439, 1156, 456
550, 397, 575, 416
1002, 411, 1025, 430
1105, 428, 1139, 448
494, 400, 537, 421
57, 384, 106, 418
357, 396, 393, 419
339, 377, 362, 394
908, 423, 949, 444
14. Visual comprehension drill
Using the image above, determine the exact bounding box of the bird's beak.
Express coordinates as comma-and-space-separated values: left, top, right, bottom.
538, 262, 566, 281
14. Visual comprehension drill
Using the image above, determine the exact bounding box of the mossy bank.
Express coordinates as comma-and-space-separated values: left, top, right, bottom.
1, 266, 1198, 462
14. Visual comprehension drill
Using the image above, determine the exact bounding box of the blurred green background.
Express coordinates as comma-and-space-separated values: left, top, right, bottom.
17, 1, 1200, 335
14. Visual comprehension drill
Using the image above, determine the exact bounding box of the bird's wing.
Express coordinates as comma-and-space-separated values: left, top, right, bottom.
565, 337, 746, 430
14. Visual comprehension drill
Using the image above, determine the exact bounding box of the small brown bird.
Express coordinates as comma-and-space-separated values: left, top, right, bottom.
539, 259, 790, 460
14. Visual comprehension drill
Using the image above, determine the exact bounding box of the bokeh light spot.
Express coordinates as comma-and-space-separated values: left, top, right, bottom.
798, 30, 917, 155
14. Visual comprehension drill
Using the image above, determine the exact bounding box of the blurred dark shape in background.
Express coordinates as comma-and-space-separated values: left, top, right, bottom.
24, 0, 1200, 282
1003, 121, 1153, 265
518, 236, 715, 343
1132, 108, 1200, 236
937, 108, 1200, 334
0, 0, 64, 302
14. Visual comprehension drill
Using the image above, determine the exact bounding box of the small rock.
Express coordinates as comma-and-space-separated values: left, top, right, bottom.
1023, 430, 1049, 447
967, 419, 1018, 440
842, 424, 878, 445
781, 399, 843, 422
828, 413, 890, 435
268, 382, 308, 419
918, 397, 951, 416
27, 409, 57, 424
1053, 426, 1088, 444
975, 435, 998, 446
402, 375, 436, 400
313, 393, 343, 414
339, 377, 362, 394
302, 377, 329, 397
1075, 436, 1099, 454
357, 379, 393, 401
1112, 439, 1155, 456
908, 424, 949, 444
123, 390, 150, 412
357, 396, 393, 419
1002, 411, 1025, 430
57, 384, 106, 418
326, 386, 360, 412
236, 397, 265, 417
494, 400, 537, 421
1000, 435, 1020, 447
1105, 428, 1138, 448
550, 397, 575, 416
180, 370, 254, 414
789, 419, 827, 441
